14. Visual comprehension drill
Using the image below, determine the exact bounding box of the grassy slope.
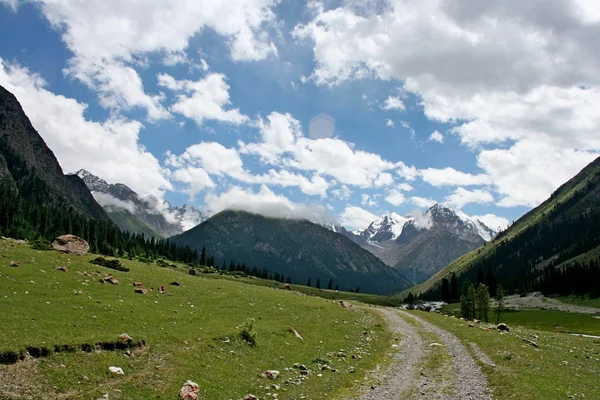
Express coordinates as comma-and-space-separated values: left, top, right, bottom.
405, 158, 600, 298
0, 241, 391, 399
413, 310, 600, 400
106, 209, 163, 239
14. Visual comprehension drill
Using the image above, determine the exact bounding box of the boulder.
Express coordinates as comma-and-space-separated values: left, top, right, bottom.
244, 395, 258, 400
54, 266, 69, 272
9, 260, 20, 267
119, 333, 133, 342
133, 282, 145, 287
497, 323, 510, 332
108, 366, 124, 375
135, 288, 148, 295
179, 380, 200, 400
51, 235, 89, 256
281, 283, 292, 290
170, 281, 181, 286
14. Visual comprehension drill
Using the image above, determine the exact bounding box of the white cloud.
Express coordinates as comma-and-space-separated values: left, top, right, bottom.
340, 205, 378, 231
420, 167, 489, 187
172, 166, 216, 197
199, 59, 210, 72
374, 172, 394, 188
444, 187, 494, 209
410, 196, 437, 209
92, 192, 137, 214
397, 182, 414, 192
474, 214, 510, 232
385, 119, 395, 127
429, 130, 444, 143
159, 73, 249, 126
10, 0, 278, 118
381, 96, 405, 111
239, 112, 302, 164
395, 161, 419, 181
361, 194, 378, 207
204, 185, 331, 223
0, 58, 172, 198
385, 189, 406, 206
162, 51, 189, 66
332, 185, 352, 201
477, 138, 598, 207
295, 1, 600, 207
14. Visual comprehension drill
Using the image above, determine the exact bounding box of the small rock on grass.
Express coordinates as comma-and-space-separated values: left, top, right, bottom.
265, 370, 280, 379
10, 261, 20, 267
108, 366, 124, 375
179, 380, 200, 400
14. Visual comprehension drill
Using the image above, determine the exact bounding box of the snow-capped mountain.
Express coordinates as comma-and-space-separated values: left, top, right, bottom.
330, 204, 500, 285
74, 169, 206, 237
355, 212, 412, 242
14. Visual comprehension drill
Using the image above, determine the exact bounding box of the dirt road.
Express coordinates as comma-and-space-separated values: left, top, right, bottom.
354, 309, 492, 400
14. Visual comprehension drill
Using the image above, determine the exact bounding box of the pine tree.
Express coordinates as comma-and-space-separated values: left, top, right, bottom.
327, 278, 333, 290
441, 277, 451, 303
476, 283, 490, 322
485, 265, 497, 297
199, 246, 206, 265
335, 284, 339, 291
307, 278, 312, 287
477, 266, 484, 285
355, 286, 360, 293
405, 292, 415, 305
450, 272, 459, 301
460, 280, 475, 320
495, 284, 505, 324
316, 278, 321, 289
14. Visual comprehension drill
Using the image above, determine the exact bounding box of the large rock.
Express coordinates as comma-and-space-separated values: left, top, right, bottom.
51, 234, 89, 255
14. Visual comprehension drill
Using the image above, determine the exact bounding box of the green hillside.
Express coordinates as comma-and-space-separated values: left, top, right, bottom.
0, 240, 392, 399
409, 156, 600, 299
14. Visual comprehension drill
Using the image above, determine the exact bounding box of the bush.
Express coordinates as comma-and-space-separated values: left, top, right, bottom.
89, 257, 130, 272
239, 318, 257, 346
29, 238, 51, 251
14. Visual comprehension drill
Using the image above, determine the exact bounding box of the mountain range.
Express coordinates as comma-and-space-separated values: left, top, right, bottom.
170, 210, 413, 294
75, 169, 206, 238
338, 205, 500, 284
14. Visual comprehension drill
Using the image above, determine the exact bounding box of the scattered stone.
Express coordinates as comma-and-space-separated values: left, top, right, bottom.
469, 323, 475, 327
429, 343, 443, 348
244, 395, 258, 400
287, 326, 304, 341
100, 276, 119, 285
10, 261, 20, 267
170, 281, 181, 286
281, 283, 292, 290
133, 282, 145, 287
497, 323, 510, 332
179, 380, 200, 400
293, 363, 308, 371
108, 366, 124, 375
54, 265, 69, 272
159, 285, 168, 295
119, 333, 133, 342
135, 288, 148, 295
189, 269, 199, 276
51, 234, 89, 255
265, 370, 280, 379
338, 300, 348, 309
523, 338, 539, 348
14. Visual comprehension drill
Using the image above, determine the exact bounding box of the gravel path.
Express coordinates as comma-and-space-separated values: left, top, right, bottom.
354, 308, 492, 400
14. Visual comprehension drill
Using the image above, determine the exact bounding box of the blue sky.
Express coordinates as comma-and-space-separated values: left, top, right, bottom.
1, 0, 599, 231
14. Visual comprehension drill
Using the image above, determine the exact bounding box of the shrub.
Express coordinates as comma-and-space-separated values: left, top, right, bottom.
90, 257, 130, 272
239, 318, 257, 346
29, 238, 51, 251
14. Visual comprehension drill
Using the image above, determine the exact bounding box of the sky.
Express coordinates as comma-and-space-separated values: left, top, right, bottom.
1, 0, 599, 232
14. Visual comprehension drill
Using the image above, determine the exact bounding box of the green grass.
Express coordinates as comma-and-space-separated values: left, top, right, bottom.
557, 295, 600, 309
412, 310, 600, 400
0, 241, 392, 399
441, 303, 600, 336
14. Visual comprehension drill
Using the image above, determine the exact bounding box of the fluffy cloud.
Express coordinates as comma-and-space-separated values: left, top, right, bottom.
381, 96, 405, 111
168, 142, 329, 197
429, 130, 444, 143
410, 196, 437, 209
295, 0, 600, 207
385, 189, 406, 206
385, 119, 395, 128
473, 214, 510, 232
420, 167, 489, 187
339, 206, 379, 231
444, 187, 494, 209
239, 112, 302, 164
7, 0, 279, 118
332, 185, 352, 201
204, 185, 331, 222
92, 192, 137, 214
159, 73, 249, 126
0, 58, 172, 197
